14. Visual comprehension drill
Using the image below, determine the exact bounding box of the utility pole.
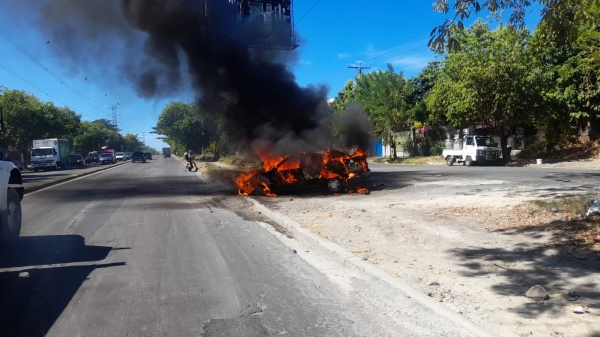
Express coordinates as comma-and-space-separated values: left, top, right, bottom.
348, 62, 371, 76
108, 103, 121, 131
140, 132, 146, 145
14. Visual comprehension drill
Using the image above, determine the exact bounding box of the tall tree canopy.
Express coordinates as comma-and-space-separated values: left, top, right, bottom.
430, 0, 600, 51
427, 20, 542, 161
154, 102, 218, 156
352, 64, 413, 157
0, 87, 81, 154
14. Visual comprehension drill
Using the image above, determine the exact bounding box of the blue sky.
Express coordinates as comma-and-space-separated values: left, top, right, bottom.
0, 1, 542, 151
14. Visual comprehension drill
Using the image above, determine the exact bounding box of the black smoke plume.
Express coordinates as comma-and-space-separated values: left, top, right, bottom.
23, 0, 372, 152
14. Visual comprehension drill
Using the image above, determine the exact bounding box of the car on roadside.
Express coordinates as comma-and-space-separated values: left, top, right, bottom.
99, 153, 116, 164
253, 149, 371, 194
143, 152, 152, 160
115, 152, 125, 161
131, 152, 146, 163
68, 154, 85, 167
85, 152, 100, 164
123, 152, 131, 160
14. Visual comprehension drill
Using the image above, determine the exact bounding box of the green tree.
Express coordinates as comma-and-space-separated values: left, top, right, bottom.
154, 102, 216, 156
427, 21, 541, 162
0, 88, 81, 155
329, 80, 357, 136
353, 64, 413, 158
330, 80, 356, 116
407, 61, 442, 125
530, 19, 600, 144
73, 120, 123, 154
122, 133, 144, 152
430, 0, 600, 52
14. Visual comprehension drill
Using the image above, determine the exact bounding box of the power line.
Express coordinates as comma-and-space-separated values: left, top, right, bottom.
0, 26, 105, 112
320, 31, 431, 84
0, 63, 66, 106
296, 0, 324, 25
0, 63, 96, 119
324, 44, 431, 92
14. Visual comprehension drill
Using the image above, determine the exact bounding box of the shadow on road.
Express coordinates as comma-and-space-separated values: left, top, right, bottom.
0, 235, 128, 269
0, 235, 126, 337
449, 219, 600, 319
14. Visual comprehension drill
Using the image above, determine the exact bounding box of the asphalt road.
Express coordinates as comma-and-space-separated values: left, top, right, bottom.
368, 163, 600, 197
1, 157, 443, 337
8, 159, 593, 336
21, 161, 126, 186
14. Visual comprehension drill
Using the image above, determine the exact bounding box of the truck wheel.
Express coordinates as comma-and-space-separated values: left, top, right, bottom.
0, 189, 22, 247
446, 156, 455, 166
465, 156, 473, 167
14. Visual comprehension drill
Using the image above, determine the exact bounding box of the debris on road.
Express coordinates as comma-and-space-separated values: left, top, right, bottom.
581, 198, 600, 220
571, 305, 589, 314
525, 285, 549, 300
564, 292, 580, 301
549, 208, 568, 213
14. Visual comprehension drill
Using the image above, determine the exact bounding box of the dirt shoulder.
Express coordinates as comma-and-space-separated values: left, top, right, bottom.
253, 174, 600, 337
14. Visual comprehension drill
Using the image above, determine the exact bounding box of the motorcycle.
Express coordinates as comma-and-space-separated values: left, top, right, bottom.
185, 159, 194, 172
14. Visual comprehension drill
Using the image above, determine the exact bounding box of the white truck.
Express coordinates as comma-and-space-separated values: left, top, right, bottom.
442, 135, 502, 166
31, 138, 71, 171
0, 107, 24, 247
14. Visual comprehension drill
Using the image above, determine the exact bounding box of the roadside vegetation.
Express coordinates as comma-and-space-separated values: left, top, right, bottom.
329, 1, 600, 161
0, 87, 156, 156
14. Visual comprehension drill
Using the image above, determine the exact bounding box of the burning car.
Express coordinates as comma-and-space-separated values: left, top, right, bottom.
237, 149, 370, 196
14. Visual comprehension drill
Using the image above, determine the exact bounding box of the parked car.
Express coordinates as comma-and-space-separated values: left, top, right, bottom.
99, 153, 116, 164
85, 152, 100, 164
123, 152, 131, 160
68, 154, 85, 167
115, 152, 125, 161
131, 152, 146, 163
143, 152, 152, 160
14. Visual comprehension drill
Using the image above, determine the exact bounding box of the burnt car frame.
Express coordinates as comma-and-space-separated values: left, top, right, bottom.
258, 150, 370, 193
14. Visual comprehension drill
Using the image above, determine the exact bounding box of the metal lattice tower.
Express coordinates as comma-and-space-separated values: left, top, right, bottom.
108, 103, 121, 131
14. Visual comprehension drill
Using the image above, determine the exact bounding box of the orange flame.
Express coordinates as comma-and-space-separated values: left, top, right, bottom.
236, 144, 369, 197
235, 171, 277, 197
356, 186, 370, 194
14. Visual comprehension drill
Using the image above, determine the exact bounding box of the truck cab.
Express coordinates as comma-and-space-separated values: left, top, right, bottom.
31, 139, 70, 171
442, 136, 501, 166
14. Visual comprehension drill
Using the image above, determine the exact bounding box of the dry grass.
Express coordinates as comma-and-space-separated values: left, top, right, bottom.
218, 155, 261, 167
438, 196, 600, 252
518, 139, 600, 161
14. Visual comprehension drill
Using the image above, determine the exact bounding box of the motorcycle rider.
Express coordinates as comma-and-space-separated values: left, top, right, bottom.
185, 150, 198, 171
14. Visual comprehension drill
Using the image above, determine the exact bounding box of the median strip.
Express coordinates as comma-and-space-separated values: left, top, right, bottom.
24, 162, 129, 194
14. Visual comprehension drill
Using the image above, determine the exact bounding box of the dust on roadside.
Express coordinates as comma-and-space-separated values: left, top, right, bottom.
250, 174, 600, 337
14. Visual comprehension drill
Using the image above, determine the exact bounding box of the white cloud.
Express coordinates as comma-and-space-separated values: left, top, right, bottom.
337, 53, 350, 59
390, 55, 431, 70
